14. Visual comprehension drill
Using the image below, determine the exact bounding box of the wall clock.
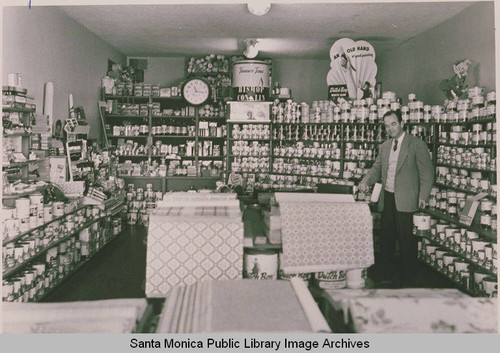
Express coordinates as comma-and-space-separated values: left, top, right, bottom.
182, 78, 210, 106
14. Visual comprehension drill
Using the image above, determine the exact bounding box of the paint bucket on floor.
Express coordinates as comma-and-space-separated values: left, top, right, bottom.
413, 212, 431, 236
244, 248, 278, 280
314, 270, 347, 289
346, 268, 367, 289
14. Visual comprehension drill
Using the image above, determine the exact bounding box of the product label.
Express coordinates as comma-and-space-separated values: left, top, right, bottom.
328, 85, 348, 101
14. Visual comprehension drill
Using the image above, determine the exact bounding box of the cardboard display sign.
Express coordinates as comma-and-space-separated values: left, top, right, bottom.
458, 192, 488, 226
328, 84, 348, 101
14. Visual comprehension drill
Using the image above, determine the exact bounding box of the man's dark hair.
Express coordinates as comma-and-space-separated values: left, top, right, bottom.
383, 109, 402, 123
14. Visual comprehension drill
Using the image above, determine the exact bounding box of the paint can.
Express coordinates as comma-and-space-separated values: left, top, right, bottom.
413, 212, 431, 236
346, 268, 367, 289
482, 277, 497, 297
314, 270, 347, 289
15, 198, 30, 219
244, 248, 278, 280
232, 60, 270, 101
278, 269, 311, 281
52, 201, 65, 217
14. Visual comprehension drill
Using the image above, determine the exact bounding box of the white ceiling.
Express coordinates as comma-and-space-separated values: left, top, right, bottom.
60, 1, 475, 59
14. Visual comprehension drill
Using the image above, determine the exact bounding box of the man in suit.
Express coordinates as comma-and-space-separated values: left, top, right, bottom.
358, 110, 434, 287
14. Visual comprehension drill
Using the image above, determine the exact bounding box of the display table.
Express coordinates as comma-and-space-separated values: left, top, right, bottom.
312, 287, 496, 333
145, 204, 244, 297
156, 279, 331, 333
349, 296, 497, 333
2, 298, 148, 333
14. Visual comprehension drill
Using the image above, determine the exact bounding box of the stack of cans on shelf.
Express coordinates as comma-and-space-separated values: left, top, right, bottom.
124, 184, 163, 227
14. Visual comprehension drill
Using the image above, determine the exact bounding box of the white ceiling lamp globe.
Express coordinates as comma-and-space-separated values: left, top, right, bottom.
247, 1, 271, 16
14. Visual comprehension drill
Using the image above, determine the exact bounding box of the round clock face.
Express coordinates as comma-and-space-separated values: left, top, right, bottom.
183, 78, 210, 105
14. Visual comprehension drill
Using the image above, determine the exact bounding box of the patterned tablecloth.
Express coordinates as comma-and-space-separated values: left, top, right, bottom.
279, 202, 374, 273
145, 206, 244, 297
349, 297, 497, 333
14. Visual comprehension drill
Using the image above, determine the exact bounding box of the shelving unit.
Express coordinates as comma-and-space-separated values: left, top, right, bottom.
103, 91, 226, 191
2, 89, 38, 185
420, 114, 497, 296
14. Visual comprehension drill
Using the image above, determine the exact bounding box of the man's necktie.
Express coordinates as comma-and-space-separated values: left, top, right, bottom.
393, 139, 398, 151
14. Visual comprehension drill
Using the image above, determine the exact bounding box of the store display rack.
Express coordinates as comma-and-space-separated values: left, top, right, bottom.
103, 91, 226, 191
2, 93, 37, 184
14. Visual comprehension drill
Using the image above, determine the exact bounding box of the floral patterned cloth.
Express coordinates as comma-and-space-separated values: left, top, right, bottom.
349, 297, 497, 333
279, 202, 374, 273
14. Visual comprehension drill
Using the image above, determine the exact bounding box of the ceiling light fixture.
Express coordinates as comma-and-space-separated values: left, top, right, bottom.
243, 39, 259, 59
247, 1, 271, 16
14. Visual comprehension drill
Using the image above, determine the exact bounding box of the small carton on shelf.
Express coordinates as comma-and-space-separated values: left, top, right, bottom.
458, 192, 489, 226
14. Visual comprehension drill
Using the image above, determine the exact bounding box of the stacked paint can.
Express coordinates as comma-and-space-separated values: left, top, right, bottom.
313, 270, 347, 289
243, 248, 278, 280
2, 206, 124, 302
2, 197, 82, 243
2, 205, 88, 273
125, 184, 162, 227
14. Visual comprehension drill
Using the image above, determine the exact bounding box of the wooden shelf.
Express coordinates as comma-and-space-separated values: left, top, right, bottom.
228, 154, 269, 158
438, 142, 495, 148
106, 114, 149, 118
273, 156, 343, 161
2, 159, 41, 169
3, 132, 34, 137
435, 163, 496, 173
3, 217, 104, 278
229, 138, 269, 141
150, 155, 184, 159
2, 185, 48, 200
418, 258, 479, 297
424, 208, 496, 242
151, 135, 196, 139
104, 95, 184, 101
422, 234, 497, 277
166, 176, 221, 180
197, 136, 226, 140
272, 138, 341, 143
227, 120, 271, 124
344, 140, 380, 144
3, 204, 89, 246
117, 154, 149, 158
2, 106, 36, 113
109, 135, 148, 139
198, 116, 227, 121
434, 182, 496, 201
434, 117, 496, 125
120, 175, 165, 179
38, 231, 120, 302
152, 115, 196, 119
270, 171, 340, 179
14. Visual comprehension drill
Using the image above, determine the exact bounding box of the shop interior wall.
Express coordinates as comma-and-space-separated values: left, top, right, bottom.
376, 2, 495, 105
271, 58, 330, 103
132, 57, 186, 87
131, 56, 330, 104
2, 7, 126, 141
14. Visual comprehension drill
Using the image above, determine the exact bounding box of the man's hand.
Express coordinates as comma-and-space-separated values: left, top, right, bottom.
418, 199, 428, 209
358, 180, 370, 193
